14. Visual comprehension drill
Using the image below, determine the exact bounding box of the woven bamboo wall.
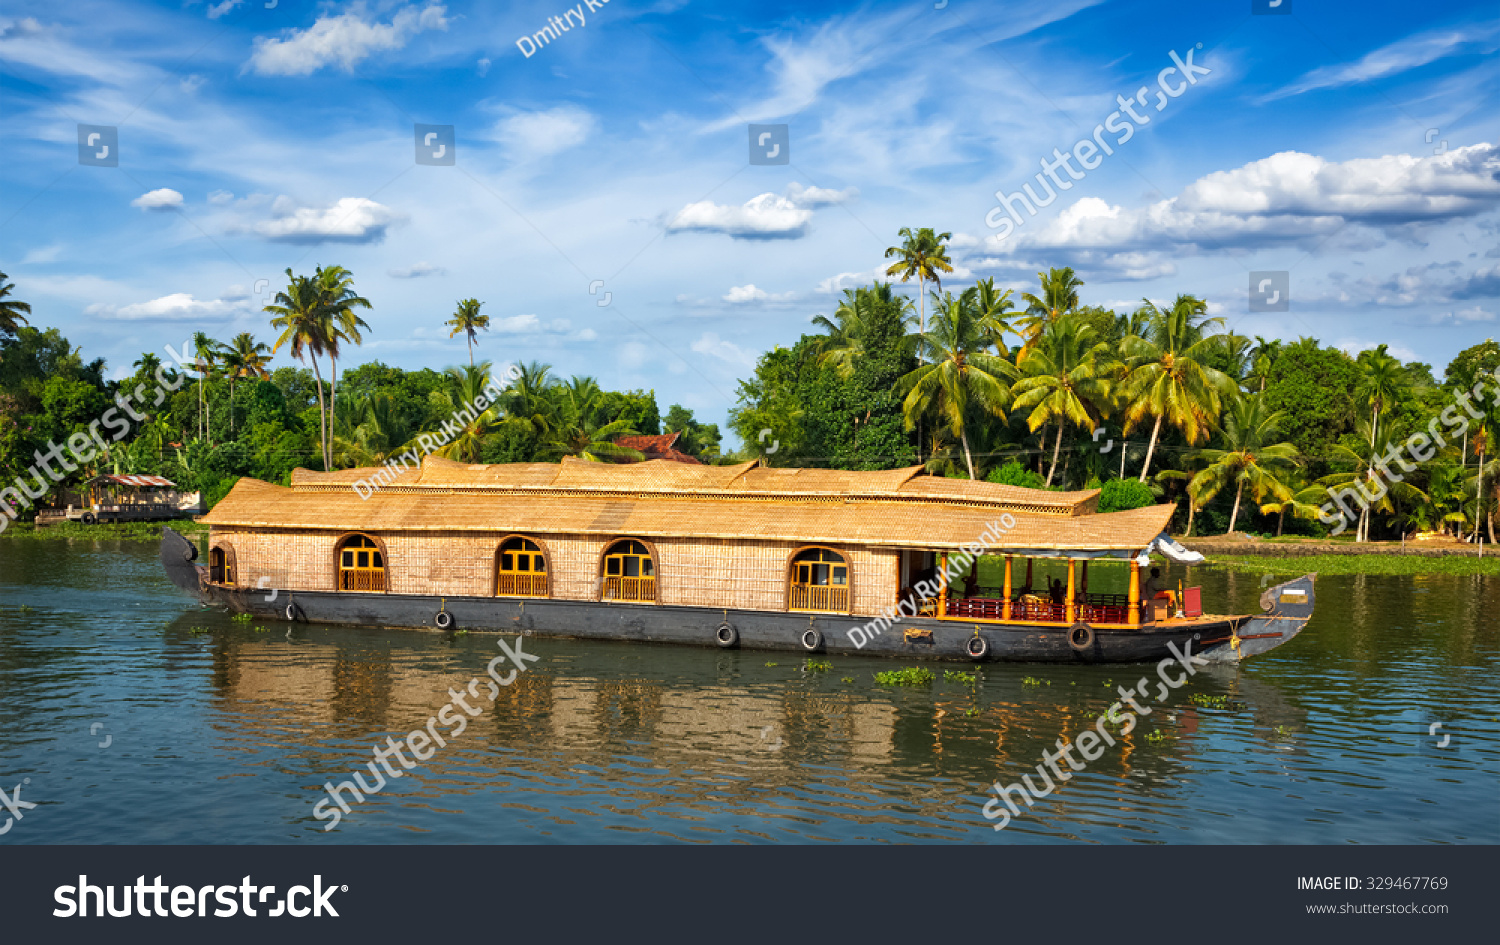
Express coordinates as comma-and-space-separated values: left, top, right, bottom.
210, 527, 901, 616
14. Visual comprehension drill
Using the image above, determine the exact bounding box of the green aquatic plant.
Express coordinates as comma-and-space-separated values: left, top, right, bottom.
764, 661, 779, 668
803, 659, 832, 673
253, 626, 269, 633
841, 676, 855, 684
874, 667, 935, 686
1021, 676, 1050, 687
1144, 728, 1167, 744
187, 626, 210, 635
943, 669, 976, 685
965, 706, 980, 717
230, 613, 252, 623
1189, 692, 1229, 709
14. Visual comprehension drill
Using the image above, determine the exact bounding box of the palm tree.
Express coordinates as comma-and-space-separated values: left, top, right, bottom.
970, 277, 1016, 352
131, 351, 163, 378
220, 332, 273, 433
445, 298, 489, 367
1017, 267, 1085, 352
1120, 294, 1234, 483
315, 265, 372, 469
1189, 394, 1301, 534
883, 227, 953, 349
897, 291, 1018, 479
542, 375, 644, 463
1258, 469, 1327, 537
0, 272, 31, 353
189, 332, 219, 443
1469, 422, 1492, 543
811, 282, 913, 378
427, 363, 505, 463
1353, 345, 1409, 541
1011, 316, 1116, 487
498, 361, 560, 442
266, 269, 333, 469
1245, 336, 1282, 393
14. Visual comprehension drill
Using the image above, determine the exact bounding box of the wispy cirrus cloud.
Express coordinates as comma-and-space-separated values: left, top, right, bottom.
246, 3, 449, 76
1264, 18, 1500, 101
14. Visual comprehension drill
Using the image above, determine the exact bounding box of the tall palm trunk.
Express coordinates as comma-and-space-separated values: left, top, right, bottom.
1476, 449, 1487, 543
1277, 505, 1286, 537
1138, 414, 1164, 483
309, 353, 329, 471
1228, 479, 1244, 534
1044, 421, 1063, 487
1185, 500, 1196, 538
961, 429, 975, 481
328, 356, 338, 470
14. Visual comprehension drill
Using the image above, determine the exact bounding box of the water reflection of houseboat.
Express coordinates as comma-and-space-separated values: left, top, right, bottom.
162, 456, 1314, 663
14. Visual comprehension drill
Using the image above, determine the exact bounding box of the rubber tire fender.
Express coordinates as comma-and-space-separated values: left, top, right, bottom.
435, 610, 454, 631
715, 622, 739, 648
81, 512, 96, 525
800, 628, 822, 651
284, 602, 299, 622
965, 634, 990, 660
1068, 622, 1095, 652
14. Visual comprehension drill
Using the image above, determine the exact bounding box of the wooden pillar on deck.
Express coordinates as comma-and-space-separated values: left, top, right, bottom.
1128, 560, 1141, 628
938, 553, 948, 618
1082, 561, 1089, 598
1025, 557, 1033, 591
1066, 558, 1077, 624
1003, 555, 1012, 621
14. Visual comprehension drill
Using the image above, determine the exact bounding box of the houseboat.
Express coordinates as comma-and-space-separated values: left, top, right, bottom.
159, 456, 1315, 663
38, 474, 204, 526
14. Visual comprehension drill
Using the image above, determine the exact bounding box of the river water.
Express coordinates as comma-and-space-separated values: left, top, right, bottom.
0, 538, 1495, 844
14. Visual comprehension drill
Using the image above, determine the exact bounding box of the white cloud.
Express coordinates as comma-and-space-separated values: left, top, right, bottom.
21, 243, 62, 264
207, 1, 242, 19
207, 189, 234, 205
814, 264, 890, 294
1423, 306, 1496, 326
494, 104, 596, 160
723, 284, 797, 303
476, 57, 490, 77
247, 3, 449, 76
1335, 339, 1421, 362
690, 332, 756, 369
230, 195, 402, 244
1266, 19, 1500, 100
389, 261, 445, 279
983, 144, 1500, 261
130, 188, 184, 210
664, 181, 856, 242
85, 292, 250, 321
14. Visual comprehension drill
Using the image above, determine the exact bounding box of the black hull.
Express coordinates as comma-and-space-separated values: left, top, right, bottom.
185, 576, 1315, 666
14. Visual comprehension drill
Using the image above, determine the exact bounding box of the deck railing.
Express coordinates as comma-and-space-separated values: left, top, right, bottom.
339, 570, 387, 592
495, 573, 549, 598
789, 584, 850, 613
603, 576, 656, 602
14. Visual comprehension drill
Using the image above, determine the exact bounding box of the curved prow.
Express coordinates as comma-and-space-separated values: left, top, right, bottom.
160, 525, 204, 595
1205, 572, 1316, 663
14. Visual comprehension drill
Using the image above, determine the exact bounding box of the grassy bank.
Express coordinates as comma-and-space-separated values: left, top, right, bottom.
1205, 554, 1500, 577
0, 520, 208, 542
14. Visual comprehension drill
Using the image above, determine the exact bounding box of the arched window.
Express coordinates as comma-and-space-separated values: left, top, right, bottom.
209, 545, 235, 586
789, 547, 849, 613
496, 537, 549, 598
337, 534, 386, 592
601, 539, 656, 603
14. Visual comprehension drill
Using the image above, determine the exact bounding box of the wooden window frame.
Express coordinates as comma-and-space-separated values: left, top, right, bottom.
598, 537, 659, 604
494, 534, 552, 598
208, 541, 237, 587
333, 532, 389, 593
785, 544, 853, 614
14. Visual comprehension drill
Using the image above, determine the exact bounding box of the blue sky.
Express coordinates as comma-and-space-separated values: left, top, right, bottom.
2, 0, 1498, 445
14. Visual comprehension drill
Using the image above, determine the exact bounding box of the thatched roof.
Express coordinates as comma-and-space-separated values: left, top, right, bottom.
205, 457, 1174, 553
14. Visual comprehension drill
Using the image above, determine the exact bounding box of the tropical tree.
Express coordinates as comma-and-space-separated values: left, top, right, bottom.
883, 227, 953, 348
1120, 294, 1234, 483
542, 376, 644, 463
1189, 394, 1301, 534
315, 265, 372, 468
426, 363, 505, 463
1352, 345, 1409, 540
1016, 267, 1085, 352
0, 272, 31, 353
1011, 316, 1116, 487
190, 331, 219, 443
498, 361, 560, 443
219, 333, 273, 433
266, 269, 333, 469
970, 277, 1016, 353
812, 282, 913, 378
445, 298, 489, 367
896, 291, 1018, 479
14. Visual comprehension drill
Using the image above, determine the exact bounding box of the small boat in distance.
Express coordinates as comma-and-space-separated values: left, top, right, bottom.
160, 456, 1314, 663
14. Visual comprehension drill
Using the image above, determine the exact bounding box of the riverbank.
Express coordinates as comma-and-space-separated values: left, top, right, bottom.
1202, 554, 1500, 576
1182, 535, 1491, 558
0, 520, 208, 542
